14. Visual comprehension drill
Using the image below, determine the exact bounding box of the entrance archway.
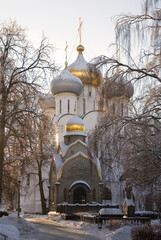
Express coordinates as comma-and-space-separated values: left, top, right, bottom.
73, 186, 87, 204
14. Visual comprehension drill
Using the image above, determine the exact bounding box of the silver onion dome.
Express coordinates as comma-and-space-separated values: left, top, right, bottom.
104, 74, 134, 99
50, 68, 83, 96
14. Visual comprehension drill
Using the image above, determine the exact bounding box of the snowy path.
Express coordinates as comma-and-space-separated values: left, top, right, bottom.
21, 217, 102, 240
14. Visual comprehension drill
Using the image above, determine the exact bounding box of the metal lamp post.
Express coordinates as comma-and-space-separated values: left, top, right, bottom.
17, 176, 21, 217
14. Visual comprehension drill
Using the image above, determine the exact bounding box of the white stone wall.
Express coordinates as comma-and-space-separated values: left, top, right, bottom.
55, 93, 77, 116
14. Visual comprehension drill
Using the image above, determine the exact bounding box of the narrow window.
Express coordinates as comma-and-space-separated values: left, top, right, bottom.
92, 188, 96, 202
83, 98, 86, 115
89, 91, 91, 97
113, 103, 115, 114
60, 100, 62, 113
68, 136, 71, 143
64, 188, 67, 202
93, 100, 95, 110
68, 100, 70, 113
27, 174, 30, 186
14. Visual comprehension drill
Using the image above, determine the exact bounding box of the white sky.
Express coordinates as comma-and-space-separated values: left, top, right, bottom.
0, 0, 142, 68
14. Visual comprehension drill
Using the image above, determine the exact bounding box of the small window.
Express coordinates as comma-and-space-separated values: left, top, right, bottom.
92, 188, 96, 202
27, 174, 30, 186
64, 188, 67, 202
60, 100, 62, 113
102, 187, 112, 200
89, 91, 91, 97
68, 136, 71, 143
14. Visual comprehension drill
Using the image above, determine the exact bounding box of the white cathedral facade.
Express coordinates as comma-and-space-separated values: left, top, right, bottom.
20, 33, 138, 214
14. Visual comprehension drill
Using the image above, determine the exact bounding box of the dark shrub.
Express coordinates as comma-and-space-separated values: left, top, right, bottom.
131, 224, 161, 240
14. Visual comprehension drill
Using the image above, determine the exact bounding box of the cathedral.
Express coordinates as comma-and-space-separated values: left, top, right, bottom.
20, 20, 137, 214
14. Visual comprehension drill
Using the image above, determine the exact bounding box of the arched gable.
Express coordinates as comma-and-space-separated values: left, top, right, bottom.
62, 140, 92, 159
57, 152, 102, 182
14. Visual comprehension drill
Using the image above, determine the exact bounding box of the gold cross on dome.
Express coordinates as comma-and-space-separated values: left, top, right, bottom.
78, 17, 83, 44
65, 41, 68, 68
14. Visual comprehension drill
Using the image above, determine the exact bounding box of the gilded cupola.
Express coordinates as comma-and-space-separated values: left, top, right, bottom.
68, 18, 102, 87
68, 44, 102, 87
64, 113, 87, 137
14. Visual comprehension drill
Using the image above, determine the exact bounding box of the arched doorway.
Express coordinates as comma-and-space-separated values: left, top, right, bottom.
73, 186, 87, 204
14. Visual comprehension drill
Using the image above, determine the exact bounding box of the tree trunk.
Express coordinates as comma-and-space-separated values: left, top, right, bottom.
0, 111, 6, 203
38, 166, 46, 214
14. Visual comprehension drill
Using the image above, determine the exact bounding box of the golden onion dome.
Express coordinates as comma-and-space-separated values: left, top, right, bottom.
68, 45, 102, 87
64, 114, 87, 137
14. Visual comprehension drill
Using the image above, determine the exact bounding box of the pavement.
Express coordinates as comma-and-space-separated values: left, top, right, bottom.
21, 217, 102, 240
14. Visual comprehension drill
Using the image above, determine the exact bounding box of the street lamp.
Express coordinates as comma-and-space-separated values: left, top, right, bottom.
17, 176, 21, 217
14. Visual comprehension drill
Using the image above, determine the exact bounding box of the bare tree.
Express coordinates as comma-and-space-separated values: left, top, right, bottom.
89, 86, 161, 200
0, 20, 54, 203
23, 113, 56, 214
92, 0, 161, 85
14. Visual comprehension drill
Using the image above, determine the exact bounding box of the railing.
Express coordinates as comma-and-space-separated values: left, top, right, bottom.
57, 203, 119, 214
96, 216, 151, 229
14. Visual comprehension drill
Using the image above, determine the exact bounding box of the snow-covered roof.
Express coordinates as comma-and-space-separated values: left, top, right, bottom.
53, 154, 63, 179
124, 198, 135, 206
57, 151, 102, 181
99, 208, 123, 215
64, 131, 87, 137
93, 155, 102, 179
59, 141, 68, 157
60, 139, 88, 158
69, 180, 91, 191
67, 115, 84, 125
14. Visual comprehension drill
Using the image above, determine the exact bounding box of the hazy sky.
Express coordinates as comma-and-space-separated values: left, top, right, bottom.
0, 0, 142, 68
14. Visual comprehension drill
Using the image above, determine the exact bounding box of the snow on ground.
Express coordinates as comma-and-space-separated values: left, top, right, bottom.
46, 212, 132, 240
0, 213, 39, 239
0, 212, 133, 240
0, 224, 19, 240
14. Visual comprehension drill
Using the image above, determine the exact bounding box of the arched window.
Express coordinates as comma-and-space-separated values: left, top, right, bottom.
92, 188, 96, 202
102, 187, 112, 200
60, 100, 62, 113
64, 188, 67, 202
73, 187, 87, 204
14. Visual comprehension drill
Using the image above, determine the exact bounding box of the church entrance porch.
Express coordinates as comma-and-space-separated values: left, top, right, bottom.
73, 186, 87, 204
68, 181, 91, 204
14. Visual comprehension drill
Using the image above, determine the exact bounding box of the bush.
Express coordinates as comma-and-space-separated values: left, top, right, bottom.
131, 224, 161, 240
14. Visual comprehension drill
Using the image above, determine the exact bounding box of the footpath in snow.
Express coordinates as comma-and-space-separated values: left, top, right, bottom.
0, 212, 133, 240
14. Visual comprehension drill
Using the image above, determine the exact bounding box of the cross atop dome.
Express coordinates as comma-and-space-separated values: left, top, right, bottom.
78, 17, 83, 45
65, 41, 68, 68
